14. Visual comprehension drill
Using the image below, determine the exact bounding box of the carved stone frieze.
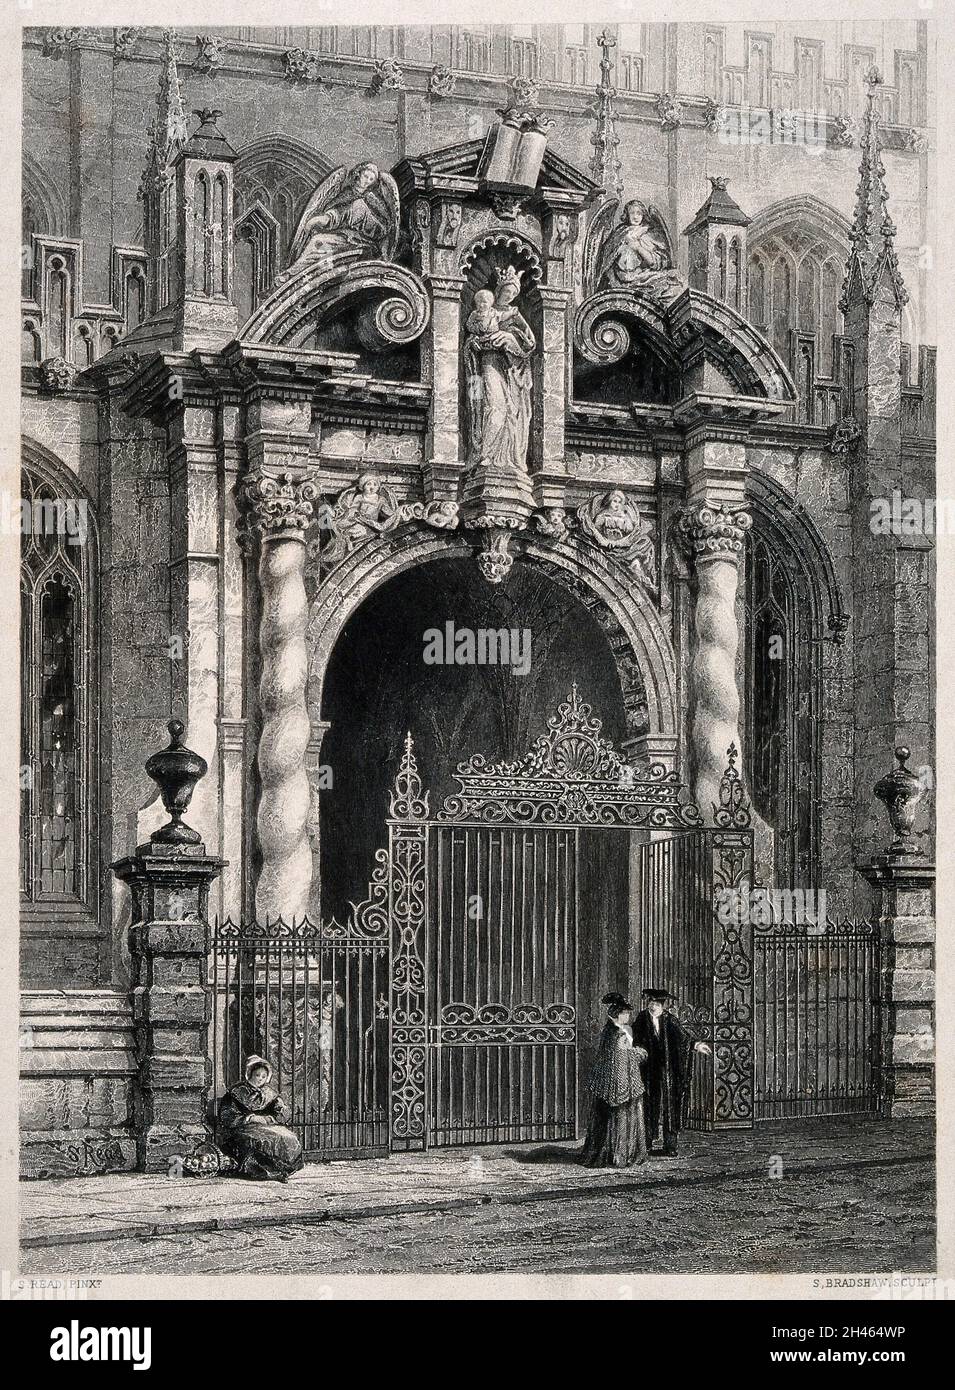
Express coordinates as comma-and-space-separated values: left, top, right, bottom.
42, 28, 88, 58
39, 356, 78, 392
283, 47, 322, 85
533, 507, 572, 540
827, 417, 862, 456
311, 475, 459, 574
702, 97, 725, 132
656, 93, 684, 130
371, 58, 406, 94
830, 114, 858, 148
113, 27, 141, 58
428, 64, 456, 99
195, 35, 225, 75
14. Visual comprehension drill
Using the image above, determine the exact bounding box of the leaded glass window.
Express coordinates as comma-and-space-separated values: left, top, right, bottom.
744, 526, 820, 888
20, 462, 93, 909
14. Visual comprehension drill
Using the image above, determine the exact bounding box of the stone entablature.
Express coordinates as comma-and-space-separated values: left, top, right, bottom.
23, 26, 930, 140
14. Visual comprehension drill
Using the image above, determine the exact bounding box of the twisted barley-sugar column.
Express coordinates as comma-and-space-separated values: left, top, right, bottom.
679, 503, 751, 824
242, 470, 316, 922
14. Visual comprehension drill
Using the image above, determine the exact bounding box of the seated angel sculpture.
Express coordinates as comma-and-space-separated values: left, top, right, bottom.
596, 199, 683, 308
279, 161, 400, 280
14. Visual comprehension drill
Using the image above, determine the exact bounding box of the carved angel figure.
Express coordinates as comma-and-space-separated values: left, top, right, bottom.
320, 474, 401, 568
578, 490, 657, 589
596, 198, 673, 288
280, 162, 400, 279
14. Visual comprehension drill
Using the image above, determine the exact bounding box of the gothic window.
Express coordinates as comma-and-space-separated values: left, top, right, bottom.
745, 521, 821, 889
22, 196, 37, 300
703, 29, 723, 100
124, 264, 145, 334
748, 204, 850, 383
746, 34, 772, 108
234, 201, 280, 324
45, 255, 70, 360
22, 154, 65, 302
563, 24, 588, 86
458, 28, 491, 73
510, 26, 538, 80
795, 40, 821, 110
618, 24, 645, 92
897, 54, 919, 126
20, 458, 96, 916
620, 53, 644, 92
22, 318, 41, 364
234, 137, 331, 294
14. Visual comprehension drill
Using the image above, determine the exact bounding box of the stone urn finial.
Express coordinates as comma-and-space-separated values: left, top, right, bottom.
874, 746, 925, 857
145, 719, 207, 845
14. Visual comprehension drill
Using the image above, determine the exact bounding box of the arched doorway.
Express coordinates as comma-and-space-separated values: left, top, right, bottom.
320, 555, 636, 1141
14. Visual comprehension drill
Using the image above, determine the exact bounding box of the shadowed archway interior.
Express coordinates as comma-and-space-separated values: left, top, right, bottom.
321, 555, 634, 1098
321, 556, 628, 917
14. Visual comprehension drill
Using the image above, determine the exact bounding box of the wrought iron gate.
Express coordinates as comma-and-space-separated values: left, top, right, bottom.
382, 687, 749, 1150
227, 690, 768, 1158
211, 916, 390, 1158
630, 747, 757, 1131
427, 824, 579, 1146
753, 918, 881, 1118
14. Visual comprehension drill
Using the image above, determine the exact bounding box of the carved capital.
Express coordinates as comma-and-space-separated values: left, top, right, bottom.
676, 501, 752, 565
237, 468, 317, 550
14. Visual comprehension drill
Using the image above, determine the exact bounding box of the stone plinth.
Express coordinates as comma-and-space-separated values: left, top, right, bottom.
112, 839, 224, 1171
859, 853, 935, 1116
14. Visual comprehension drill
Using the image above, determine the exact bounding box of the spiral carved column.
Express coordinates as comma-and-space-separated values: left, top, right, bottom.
239, 467, 317, 922
677, 502, 752, 824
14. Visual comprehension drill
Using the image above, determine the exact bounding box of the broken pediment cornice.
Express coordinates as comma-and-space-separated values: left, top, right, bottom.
239, 257, 431, 354
393, 137, 600, 206
574, 283, 797, 408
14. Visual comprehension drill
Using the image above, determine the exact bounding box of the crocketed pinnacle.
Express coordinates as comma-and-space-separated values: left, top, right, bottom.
840, 66, 908, 312
590, 28, 623, 203
142, 28, 188, 193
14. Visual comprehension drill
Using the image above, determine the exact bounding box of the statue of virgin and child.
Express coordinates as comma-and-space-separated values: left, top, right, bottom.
463, 264, 536, 477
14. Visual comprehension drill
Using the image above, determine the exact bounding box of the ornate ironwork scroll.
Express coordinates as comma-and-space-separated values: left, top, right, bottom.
387, 736, 429, 1148
709, 827, 755, 1127
437, 685, 701, 828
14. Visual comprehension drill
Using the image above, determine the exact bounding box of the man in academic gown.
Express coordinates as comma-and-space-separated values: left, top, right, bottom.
633, 989, 711, 1155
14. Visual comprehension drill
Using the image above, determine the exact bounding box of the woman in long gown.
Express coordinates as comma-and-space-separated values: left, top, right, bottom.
580, 993, 649, 1169
463, 268, 535, 476
217, 1055, 304, 1182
